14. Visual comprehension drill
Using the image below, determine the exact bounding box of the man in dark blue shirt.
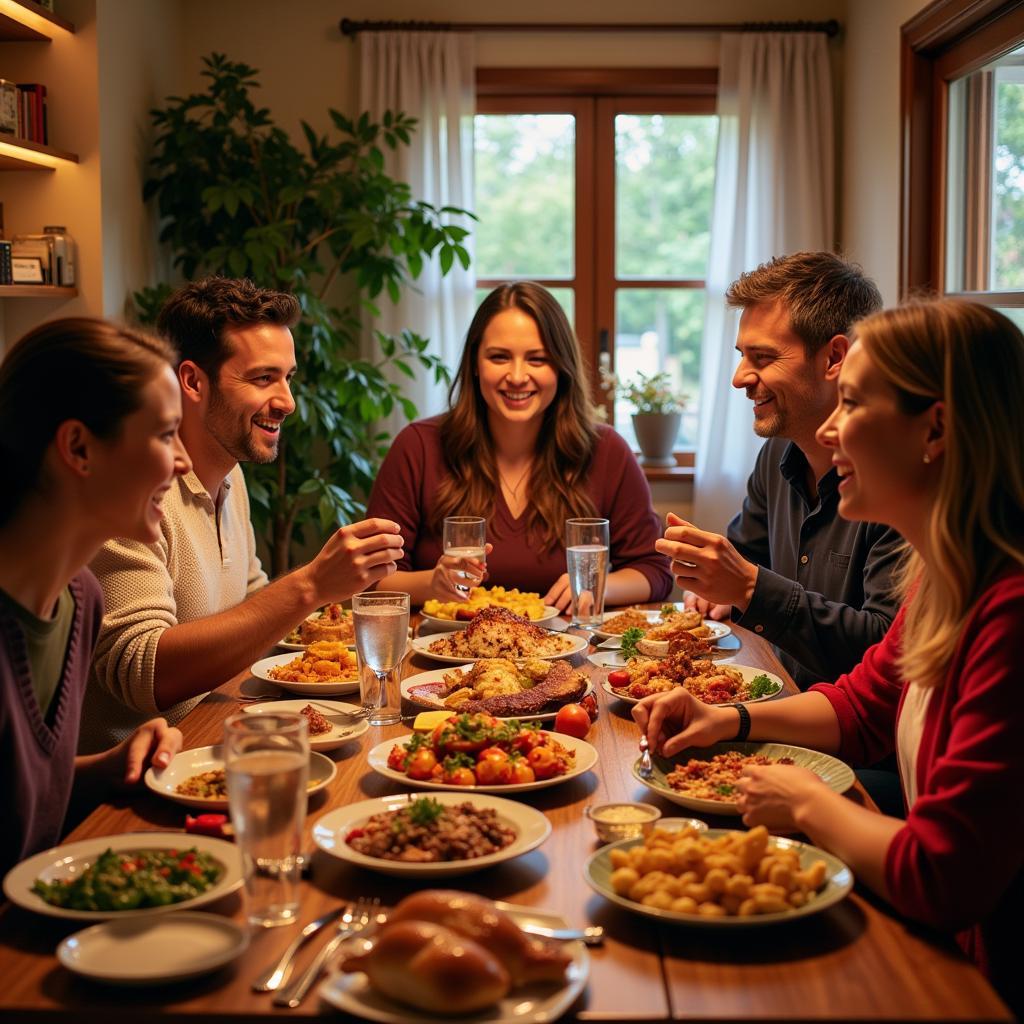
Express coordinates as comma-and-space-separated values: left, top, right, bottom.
658, 252, 903, 690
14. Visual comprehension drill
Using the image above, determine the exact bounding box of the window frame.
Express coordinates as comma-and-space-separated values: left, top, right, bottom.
475, 68, 718, 445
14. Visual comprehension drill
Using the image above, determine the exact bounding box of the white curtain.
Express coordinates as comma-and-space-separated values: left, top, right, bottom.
693, 33, 834, 532
357, 32, 476, 438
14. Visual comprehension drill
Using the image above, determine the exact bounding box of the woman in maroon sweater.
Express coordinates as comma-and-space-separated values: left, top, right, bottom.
634, 299, 1024, 1013
0, 318, 189, 876
367, 282, 671, 607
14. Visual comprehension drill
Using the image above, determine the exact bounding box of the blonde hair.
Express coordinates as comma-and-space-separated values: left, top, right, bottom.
855, 299, 1024, 687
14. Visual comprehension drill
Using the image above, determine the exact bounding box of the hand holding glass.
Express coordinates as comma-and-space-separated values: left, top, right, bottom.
565, 517, 610, 626
354, 591, 410, 726
225, 711, 308, 928
443, 516, 487, 592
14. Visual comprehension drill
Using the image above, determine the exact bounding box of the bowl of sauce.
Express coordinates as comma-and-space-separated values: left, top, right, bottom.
585, 802, 663, 843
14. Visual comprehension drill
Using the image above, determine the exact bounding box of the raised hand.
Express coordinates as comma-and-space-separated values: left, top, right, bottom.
431, 543, 493, 600
310, 518, 405, 602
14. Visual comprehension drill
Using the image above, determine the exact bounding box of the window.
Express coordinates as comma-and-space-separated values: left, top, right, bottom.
474, 71, 718, 451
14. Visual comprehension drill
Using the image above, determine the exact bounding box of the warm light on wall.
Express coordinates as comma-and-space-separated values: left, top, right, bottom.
0, 0, 71, 38
0, 139, 61, 168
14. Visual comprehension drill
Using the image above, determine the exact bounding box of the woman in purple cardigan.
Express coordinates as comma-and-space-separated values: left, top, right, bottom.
367, 282, 672, 609
0, 318, 189, 876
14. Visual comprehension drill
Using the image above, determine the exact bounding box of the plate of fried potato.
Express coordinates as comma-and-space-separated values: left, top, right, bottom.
585, 822, 853, 926
251, 642, 360, 696
422, 586, 559, 628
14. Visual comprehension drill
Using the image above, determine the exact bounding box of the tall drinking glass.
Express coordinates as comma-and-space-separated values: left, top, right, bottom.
443, 516, 487, 591
353, 591, 411, 726
224, 711, 308, 928
565, 517, 610, 627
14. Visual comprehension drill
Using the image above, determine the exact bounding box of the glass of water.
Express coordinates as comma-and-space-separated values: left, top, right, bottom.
442, 516, 487, 592
224, 711, 308, 928
353, 591, 411, 726
565, 517, 610, 627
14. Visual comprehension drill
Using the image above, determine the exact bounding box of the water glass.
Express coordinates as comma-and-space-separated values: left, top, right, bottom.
442, 516, 487, 591
224, 711, 309, 928
353, 591, 411, 726
565, 517, 610, 627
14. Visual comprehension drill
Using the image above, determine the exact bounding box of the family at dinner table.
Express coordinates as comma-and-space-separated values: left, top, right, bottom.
1, 251, 1022, 1015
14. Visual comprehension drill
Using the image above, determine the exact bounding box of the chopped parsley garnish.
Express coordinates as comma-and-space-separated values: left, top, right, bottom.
748, 674, 779, 699
620, 626, 646, 660
660, 604, 677, 618
716, 783, 736, 796
407, 797, 445, 827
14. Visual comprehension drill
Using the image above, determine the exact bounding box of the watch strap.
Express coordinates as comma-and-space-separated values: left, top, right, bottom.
732, 702, 751, 742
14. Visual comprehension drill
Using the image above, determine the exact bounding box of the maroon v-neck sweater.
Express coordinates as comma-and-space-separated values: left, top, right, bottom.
366, 417, 673, 600
1, 571, 102, 876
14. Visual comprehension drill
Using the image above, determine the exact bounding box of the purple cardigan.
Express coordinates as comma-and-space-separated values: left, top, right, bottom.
1, 571, 102, 876
366, 417, 672, 600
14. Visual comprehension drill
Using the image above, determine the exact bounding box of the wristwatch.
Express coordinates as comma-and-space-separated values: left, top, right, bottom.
732, 702, 751, 742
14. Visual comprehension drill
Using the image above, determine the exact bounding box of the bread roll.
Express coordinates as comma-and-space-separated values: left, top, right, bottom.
389, 889, 571, 985
341, 920, 510, 1014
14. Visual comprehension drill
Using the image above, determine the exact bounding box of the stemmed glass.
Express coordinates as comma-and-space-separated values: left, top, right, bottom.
565, 517, 610, 627
352, 591, 411, 726
443, 516, 487, 592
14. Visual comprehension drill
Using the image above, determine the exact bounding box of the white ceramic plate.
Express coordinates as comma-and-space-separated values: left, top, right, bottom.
241, 699, 369, 752
409, 631, 588, 665
400, 666, 593, 723
312, 791, 551, 878
602, 663, 785, 706
366, 732, 598, 794
2, 833, 243, 922
57, 911, 249, 984
277, 607, 357, 651
585, 828, 853, 928
593, 613, 732, 645
250, 651, 360, 696
319, 903, 589, 1023
419, 604, 561, 631
144, 745, 337, 810
632, 741, 855, 817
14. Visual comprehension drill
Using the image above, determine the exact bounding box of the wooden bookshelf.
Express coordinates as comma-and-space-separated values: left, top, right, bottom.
0, 284, 78, 298
0, 0, 74, 41
0, 135, 78, 170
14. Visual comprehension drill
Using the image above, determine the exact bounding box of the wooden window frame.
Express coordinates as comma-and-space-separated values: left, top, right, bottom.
900, 0, 1024, 302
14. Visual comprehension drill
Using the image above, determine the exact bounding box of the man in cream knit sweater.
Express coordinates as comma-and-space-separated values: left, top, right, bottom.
79, 279, 404, 751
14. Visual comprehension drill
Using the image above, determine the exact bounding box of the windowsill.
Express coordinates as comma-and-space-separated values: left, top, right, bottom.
641, 463, 694, 482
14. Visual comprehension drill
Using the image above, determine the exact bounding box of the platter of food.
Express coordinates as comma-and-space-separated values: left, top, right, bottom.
603, 662, 784, 705
367, 714, 598, 793
278, 602, 356, 651
2, 832, 243, 921
400, 660, 593, 722
584, 823, 853, 927
312, 792, 551, 878
590, 606, 731, 644
144, 745, 337, 810
241, 699, 368, 752
631, 741, 855, 816
56, 912, 250, 985
421, 586, 559, 629
251, 643, 360, 696
410, 607, 586, 664
320, 889, 589, 1023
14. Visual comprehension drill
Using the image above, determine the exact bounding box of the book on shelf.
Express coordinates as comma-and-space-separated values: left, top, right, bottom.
0, 241, 12, 286
15, 84, 48, 145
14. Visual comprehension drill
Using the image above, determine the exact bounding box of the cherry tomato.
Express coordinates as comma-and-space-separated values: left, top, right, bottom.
444, 766, 477, 786
554, 703, 591, 739
476, 757, 514, 785
477, 746, 509, 763
387, 744, 408, 772
607, 670, 630, 687
527, 745, 560, 780
406, 749, 438, 780
508, 759, 536, 784
510, 727, 543, 754
580, 694, 599, 721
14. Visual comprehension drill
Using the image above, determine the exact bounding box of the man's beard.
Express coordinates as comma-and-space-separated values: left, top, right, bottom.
207, 384, 279, 464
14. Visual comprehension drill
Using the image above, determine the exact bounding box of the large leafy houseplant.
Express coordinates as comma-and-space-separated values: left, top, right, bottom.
139, 54, 471, 575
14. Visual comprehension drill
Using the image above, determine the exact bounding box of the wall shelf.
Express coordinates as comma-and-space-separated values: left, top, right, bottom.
0, 0, 74, 41
0, 136, 78, 170
0, 284, 77, 298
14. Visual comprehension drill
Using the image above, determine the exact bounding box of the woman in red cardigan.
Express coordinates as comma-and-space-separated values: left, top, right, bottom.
634, 298, 1024, 1013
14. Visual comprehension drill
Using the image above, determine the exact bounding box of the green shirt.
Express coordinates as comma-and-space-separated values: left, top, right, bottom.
0, 585, 74, 718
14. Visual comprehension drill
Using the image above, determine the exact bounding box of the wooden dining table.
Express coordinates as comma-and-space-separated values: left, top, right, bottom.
0, 616, 1012, 1023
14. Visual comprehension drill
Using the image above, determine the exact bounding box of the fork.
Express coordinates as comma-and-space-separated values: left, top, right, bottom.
638, 733, 654, 778
251, 903, 350, 992
273, 897, 379, 1008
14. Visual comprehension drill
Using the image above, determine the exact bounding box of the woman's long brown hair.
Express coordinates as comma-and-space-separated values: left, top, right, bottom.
434, 282, 599, 552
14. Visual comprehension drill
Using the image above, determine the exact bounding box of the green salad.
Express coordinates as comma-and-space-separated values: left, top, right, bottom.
32, 847, 223, 911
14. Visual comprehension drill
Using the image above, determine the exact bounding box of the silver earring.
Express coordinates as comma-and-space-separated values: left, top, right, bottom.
923, 453, 931, 464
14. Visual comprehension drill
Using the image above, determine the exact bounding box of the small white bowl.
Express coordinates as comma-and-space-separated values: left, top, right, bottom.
585, 802, 662, 843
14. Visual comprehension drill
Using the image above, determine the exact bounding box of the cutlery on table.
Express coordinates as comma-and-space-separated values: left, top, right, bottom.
273, 897, 380, 1008
638, 734, 654, 778
252, 903, 350, 992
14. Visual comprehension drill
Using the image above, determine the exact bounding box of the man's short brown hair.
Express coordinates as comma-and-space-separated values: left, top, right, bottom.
726, 252, 882, 354
157, 276, 301, 380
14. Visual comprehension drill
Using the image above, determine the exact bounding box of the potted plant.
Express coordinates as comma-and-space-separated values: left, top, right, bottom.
136, 54, 472, 575
618, 371, 686, 467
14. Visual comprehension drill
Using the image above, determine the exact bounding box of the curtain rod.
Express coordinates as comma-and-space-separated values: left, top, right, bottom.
339, 18, 841, 38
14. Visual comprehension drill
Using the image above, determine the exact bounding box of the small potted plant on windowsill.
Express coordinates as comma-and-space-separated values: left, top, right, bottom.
618, 371, 686, 467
